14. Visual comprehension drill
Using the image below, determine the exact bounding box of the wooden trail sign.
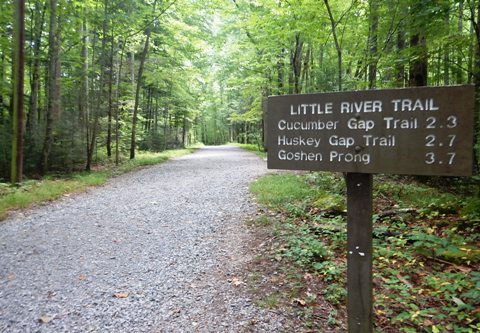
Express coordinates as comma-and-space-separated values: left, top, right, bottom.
266, 85, 475, 332
267, 85, 475, 176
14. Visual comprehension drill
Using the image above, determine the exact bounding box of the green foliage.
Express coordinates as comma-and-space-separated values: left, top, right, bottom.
282, 223, 332, 267
461, 197, 480, 220
250, 171, 480, 331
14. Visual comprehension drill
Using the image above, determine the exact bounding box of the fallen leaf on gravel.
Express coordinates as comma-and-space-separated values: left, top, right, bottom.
113, 292, 129, 298
79, 273, 85, 281
39, 315, 52, 324
293, 298, 306, 306
230, 277, 243, 286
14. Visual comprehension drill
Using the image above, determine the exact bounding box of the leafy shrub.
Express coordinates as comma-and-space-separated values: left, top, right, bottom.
460, 197, 480, 220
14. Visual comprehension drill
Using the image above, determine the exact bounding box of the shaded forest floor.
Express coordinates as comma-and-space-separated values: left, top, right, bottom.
245, 171, 480, 332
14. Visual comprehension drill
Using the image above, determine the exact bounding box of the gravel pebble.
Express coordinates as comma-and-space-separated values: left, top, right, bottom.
0, 146, 286, 332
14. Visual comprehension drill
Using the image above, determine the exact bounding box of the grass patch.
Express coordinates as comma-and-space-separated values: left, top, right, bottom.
256, 293, 280, 309
250, 174, 313, 208
0, 148, 194, 221
230, 143, 267, 159
248, 171, 480, 332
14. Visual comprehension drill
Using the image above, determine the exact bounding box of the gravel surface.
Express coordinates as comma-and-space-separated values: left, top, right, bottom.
0, 146, 287, 332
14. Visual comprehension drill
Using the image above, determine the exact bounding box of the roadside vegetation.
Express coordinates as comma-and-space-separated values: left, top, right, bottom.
230, 143, 267, 159
0, 148, 195, 221
249, 171, 480, 332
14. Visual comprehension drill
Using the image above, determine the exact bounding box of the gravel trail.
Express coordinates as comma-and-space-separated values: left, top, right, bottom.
0, 146, 286, 333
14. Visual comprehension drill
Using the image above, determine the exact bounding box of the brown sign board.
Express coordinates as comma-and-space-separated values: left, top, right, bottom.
267, 85, 475, 176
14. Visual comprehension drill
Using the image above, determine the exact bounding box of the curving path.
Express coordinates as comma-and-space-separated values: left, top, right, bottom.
0, 146, 285, 332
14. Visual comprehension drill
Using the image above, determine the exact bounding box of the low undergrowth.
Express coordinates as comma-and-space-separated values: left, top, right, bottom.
249, 172, 479, 332
0, 148, 194, 220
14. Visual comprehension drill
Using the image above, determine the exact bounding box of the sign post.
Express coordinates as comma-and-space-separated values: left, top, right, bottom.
346, 173, 373, 332
266, 85, 475, 332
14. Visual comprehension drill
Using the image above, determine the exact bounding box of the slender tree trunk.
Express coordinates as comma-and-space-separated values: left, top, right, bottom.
409, 3, 428, 87
300, 45, 310, 93
106, 36, 114, 158
468, 14, 474, 84
106, 0, 113, 158
277, 49, 285, 94
163, 108, 168, 150
291, 34, 303, 94
444, 10, 450, 85
40, 0, 61, 175
457, 0, 465, 83
324, 0, 342, 91
154, 92, 159, 134
396, 9, 406, 87
114, 40, 126, 165
368, 0, 378, 89
80, 15, 90, 170
11, 0, 25, 183
182, 114, 187, 147
26, 1, 46, 158
130, 0, 157, 159
130, 33, 150, 159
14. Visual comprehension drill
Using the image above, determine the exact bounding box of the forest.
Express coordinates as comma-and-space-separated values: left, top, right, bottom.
1, 0, 480, 181
1, 1, 480, 331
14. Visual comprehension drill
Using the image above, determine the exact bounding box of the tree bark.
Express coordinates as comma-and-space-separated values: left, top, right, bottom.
368, 0, 378, 89
324, 0, 342, 91
26, 0, 46, 157
409, 3, 428, 87
130, 0, 157, 159
396, 7, 406, 87
11, 0, 25, 183
80, 14, 91, 171
276, 49, 285, 94
105, 0, 113, 158
291, 34, 303, 94
457, 0, 465, 83
40, 0, 61, 175
444, 9, 450, 85
114, 40, 127, 165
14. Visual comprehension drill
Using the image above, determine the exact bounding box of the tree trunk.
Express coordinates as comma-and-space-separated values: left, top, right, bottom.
409, 3, 428, 87
324, 0, 342, 91
114, 40, 126, 165
40, 0, 61, 175
396, 28, 406, 86
130, 0, 157, 159
291, 34, 303, 94
106, 41, 114, 158
443, 9, 450, 85
368, 0, 378, 89
106, 0, 113, 158
80, 15, 90, 170
457, 0, 465, 83
276, 49, 285, 94
182, 113, 187, 148
26, 1, 46, 159
11, 0, 25, 183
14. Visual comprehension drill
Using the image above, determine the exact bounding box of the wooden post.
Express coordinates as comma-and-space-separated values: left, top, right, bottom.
346, 173, 373, 332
